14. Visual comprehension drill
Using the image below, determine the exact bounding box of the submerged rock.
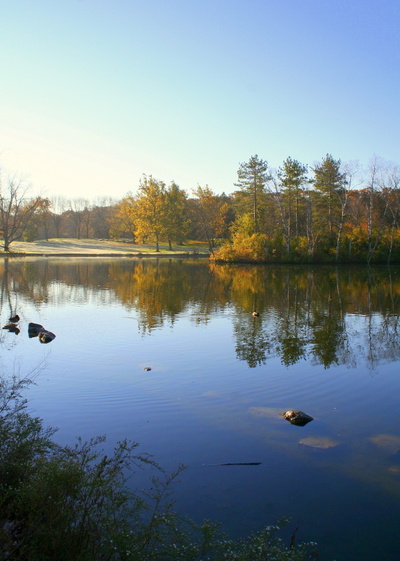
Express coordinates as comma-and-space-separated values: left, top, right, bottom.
282, 410, 314, 426
299, 436, 339, 449
369, 434, 400, 456
249, 406, 283, 418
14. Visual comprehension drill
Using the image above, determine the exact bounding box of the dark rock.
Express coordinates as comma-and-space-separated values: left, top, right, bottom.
28, 323, 44, 337
38, 329, 56, 344
282, 410, 314, 426
2, 323, 20, 334
9, 314, 20, 323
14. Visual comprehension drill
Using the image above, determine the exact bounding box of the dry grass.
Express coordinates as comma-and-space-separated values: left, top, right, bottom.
3, 239, 209, 256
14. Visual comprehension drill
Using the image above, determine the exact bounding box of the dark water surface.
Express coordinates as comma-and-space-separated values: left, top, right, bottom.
2, 257, 400, 560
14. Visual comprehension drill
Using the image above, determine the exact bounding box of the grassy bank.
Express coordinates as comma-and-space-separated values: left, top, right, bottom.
0, 239, 210, 257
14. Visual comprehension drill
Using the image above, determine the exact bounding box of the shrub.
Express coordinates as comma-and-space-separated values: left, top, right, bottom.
213, 233, 268, 263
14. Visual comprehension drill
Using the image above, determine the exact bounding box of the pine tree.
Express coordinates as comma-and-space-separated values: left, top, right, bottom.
234, 155, 270, 234
312, 154, 346, 239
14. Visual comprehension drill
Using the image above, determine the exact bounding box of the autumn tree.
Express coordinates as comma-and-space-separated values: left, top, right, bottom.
362, 156, 392, 264
68, 198, 90, 239
381, 163, 400, 262
109, 194, 137, 240
0, 170, 42, 251
338, 161, 362, 260
192, 185, 230, 252
164, 182, 190, 249
50, 196, 67, 238
23, 197, 52, 241
234, 155, 270, 234
134, 175, 167, 251
90, 197, 116, 238
28, 197, 51, 240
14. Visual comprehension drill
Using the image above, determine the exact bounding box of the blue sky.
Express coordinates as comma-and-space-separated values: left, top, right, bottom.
1, 0, 399, 200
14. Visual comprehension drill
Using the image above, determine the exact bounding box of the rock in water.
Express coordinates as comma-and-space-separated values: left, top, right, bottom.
28, 323, 44, 337
38, 329, 56, 344
299, 436, 339, 449
282, 410, 313, 426
2, 323, 20, 334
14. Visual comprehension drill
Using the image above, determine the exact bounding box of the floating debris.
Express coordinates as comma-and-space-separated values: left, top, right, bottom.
299, 436, 339, 449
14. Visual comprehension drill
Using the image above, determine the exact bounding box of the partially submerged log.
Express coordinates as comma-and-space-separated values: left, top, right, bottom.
204, 462, 262, 466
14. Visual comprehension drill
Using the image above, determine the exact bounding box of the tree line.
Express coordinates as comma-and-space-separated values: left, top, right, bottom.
1, 154, 400, 262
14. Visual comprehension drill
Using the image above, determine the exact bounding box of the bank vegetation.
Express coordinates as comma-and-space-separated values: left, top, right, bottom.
2, 154, 400, 263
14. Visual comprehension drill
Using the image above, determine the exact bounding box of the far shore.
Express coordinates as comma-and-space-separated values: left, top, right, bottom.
0, 239, 210, 257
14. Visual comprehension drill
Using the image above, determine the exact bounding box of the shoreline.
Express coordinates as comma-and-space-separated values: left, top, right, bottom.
1, 253, 209, 258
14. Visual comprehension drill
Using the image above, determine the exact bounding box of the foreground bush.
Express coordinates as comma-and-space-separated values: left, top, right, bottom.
0, 374, 317, 560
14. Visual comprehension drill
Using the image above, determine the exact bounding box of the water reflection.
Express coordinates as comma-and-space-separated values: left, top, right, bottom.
1, 258, 400, 369
2, 258, 400, 560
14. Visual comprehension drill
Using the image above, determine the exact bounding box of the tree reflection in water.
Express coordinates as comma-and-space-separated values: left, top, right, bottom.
1, 257, 400, 369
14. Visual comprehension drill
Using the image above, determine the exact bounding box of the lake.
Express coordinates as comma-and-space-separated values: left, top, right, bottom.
1, 257, 400, 560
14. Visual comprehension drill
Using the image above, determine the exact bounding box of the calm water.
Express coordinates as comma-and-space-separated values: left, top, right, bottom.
2, 257, 400, 560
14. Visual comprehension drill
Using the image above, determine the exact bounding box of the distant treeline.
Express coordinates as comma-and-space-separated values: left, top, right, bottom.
3, 153, 400, 262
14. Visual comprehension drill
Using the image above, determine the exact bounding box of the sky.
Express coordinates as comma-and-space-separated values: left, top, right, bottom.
1, 0, 399, 201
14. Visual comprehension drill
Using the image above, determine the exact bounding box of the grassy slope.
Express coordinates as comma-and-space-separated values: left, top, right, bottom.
2, 239, 210, 256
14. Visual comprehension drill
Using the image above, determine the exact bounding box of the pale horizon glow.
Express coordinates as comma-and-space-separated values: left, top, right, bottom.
1, 0, 399, 201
